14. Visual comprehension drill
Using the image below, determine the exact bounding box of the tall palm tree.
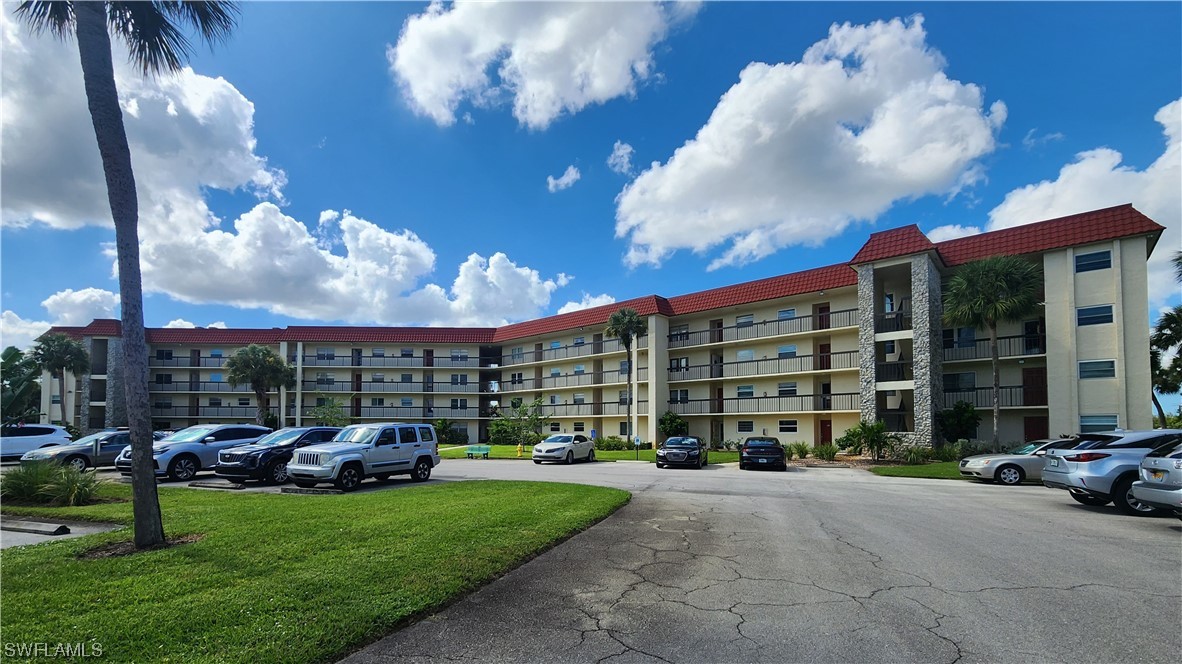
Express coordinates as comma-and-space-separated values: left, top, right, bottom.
30, 333, 90, 427
605, 308, 648, 453
1150, 250, 1182, 427
224, 345, 296, 426
1150, 348, 1181, 428
14, 1, 238, 549
943, 255, 1043, 452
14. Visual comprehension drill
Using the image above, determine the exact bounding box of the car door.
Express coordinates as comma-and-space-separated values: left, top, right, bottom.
1, 426, 53, 457
203, 428, 257, 468
573, 434, 590, 457
394, 426, 418, 468
98, 433, 130, 466
365, 427, 400, 473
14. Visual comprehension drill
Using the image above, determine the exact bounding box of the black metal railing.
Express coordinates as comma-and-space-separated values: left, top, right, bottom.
876, 361, 913, 382
943, 385, 1048, 409
667, 309, 858, 349
499, 367, 649, 393
149, 355, 227, 368
942, 334, 1047, 362
874, 311, 912, 333
500, 337, 644, 366
667, 393, 858, 415
667, 351, 857, 382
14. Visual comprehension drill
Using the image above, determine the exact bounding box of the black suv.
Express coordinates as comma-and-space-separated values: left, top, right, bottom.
656, 436, 708, 469
739, 436, 787, 471
215, 427, 340, 484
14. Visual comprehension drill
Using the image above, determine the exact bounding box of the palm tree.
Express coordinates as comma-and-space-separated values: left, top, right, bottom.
605, 308, 648, 454
2, 347, 43, 426
30, 333, 89, 427
224, 345, 296, 427
943, 255, 1043, 452
1150, 348, 1181, 428
15, 1, 238, 549
1150, 250, 1182, 427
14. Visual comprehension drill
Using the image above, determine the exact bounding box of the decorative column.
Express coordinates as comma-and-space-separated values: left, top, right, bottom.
106, 337, 127, 428
910, 254, 943, 445
645, 314, 669, 445
856, 264, 878, 423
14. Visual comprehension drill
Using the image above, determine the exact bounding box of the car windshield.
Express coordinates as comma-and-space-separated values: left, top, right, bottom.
253, 429, 305, 447
332, 427, 377, 444
1146, 439, 1182, 458
664, 437, 698, 447
544, 435, 573, 443
70, 432, 108, 447
744, 438, 780, 447
164, 427, 215, 443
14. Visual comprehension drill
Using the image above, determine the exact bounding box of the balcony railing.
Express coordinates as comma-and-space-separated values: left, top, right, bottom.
353, 406, 480, 419
149, 356, 227, 368
499, 367, 649, 393
876, 361, 913, 382
667, 351, 857, 382
535, 401, 651, 417
874, 311, 912, 333
942, 334, 1047, 362
667, 393, 859, 415
500, 338, 630, 366
299, 381, 480, 394
151, 381, 258, 393
667, 309, 858, 349
944, 385, 1048, 409
151, 407, 195, 418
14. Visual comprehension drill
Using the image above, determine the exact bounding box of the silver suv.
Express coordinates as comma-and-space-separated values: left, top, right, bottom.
286, 422, 440, 491
1131, 438, 1182, 517
1042, 429, 1182, 515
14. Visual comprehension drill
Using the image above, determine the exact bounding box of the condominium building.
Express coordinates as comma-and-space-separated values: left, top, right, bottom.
44, 204, 1165, 446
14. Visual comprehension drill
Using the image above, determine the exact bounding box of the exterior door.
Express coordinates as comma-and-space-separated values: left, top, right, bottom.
818, 344, 832, 371
714, 387, 724, 414
710, 319, 723, 344
816, 303, 831, 330
1024, 319, 1045, 354
1024, 416, 1049, 442
819, 420, 832, 444
1022, 367, 1048, 406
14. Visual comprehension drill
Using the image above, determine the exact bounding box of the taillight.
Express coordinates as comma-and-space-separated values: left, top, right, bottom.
1063, 452, 1111, 462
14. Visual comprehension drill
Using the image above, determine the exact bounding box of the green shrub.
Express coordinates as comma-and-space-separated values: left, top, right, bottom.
930, 443, 963, 462
594, 435, 629, 451
0, 462, 107, 506
790, 442, 811, 460
903, 446, 931, 465
0, 461, 59, 501
813, 444, 839, 462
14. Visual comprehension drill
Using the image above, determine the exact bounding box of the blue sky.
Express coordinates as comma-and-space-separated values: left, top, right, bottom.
2, 2, 1179, 406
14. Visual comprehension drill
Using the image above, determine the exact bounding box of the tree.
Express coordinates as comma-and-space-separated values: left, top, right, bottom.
2, 347, 42, 425
488, 398, 550, 445
434, 418, 469, 446
30, 333, 89, 427
1150, 250, 1182, 427
658, 411, 688, 438
943, 255, 1043, 452
304, 393, 352, 427
934, 400, 983, 445
835, 419, 900, 461
605, 308, 648, 450
224, 345, 296, 427
15, 0, 239, 549
1150, 348, 1181, 428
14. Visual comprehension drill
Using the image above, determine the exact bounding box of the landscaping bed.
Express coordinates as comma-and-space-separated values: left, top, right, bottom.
0, 480, 630, 663
867, 461, 967, 480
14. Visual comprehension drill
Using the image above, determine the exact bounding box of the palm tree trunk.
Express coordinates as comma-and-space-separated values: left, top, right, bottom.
56, 369, 66, 425
255, 389, 268, 426
989, 324, 1001, 453
625, 341, 633, 460
1152, 392, 1168, 429
75, 2, 165, 549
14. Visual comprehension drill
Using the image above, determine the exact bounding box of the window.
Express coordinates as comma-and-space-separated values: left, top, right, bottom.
210, 349, 223, 358
1077, 305, 1114, 326
670, 357, 688, 372
942, 328, 976, 349
551, 422, 562, 432
316, 347, 334, 360
943, 373, 976, 392
573, 393, 586, 405
778, 345, 797, 359
371, 398, 384, 407
238, 398, 250, 406
209, 397, 222, 407
155, 349, 174, 360
777, 308, 796, 320
779, 420, 798, 433
401, 398, 413, 407
1079, 360, 1116, 379
155, 374, 173, 384
511, 347, 524, 362
778, 382, 797, 396
316, 372, 333, 386
550, 368, 561, 378
399, 427, 419, 444
372, 348, 385, 357
619, 360, 630, 373
401, 373, 413, 383
362, 373, 380, 384
451, 374, 467, 385
620, 422, 629, 436
154, 398, 172, 409
884, 340, 896, 354
669, 389, 689, 403
417, 426, 434, 442
511, 398, 523, 408
1075, 250, 1111, 273
550, 395, 559, 405
315, 397, 328, 407
1080, 415, 1118, 433
51, 394, 61, 404
669, 324, 689, 341
550, 341, 562, 350
884, 293, 895, 312
737, 349, 755, 362
736, 314, 754, 328
574, 422, 585, 432
510, 372, 523, 385
738, 421, 754, 433
619, 390, 629, 405
210, 373, 223, 383
574, 364, 585, 375
574, 337, 585, 346
737, 385, 754, 398
450, 398, 468, 410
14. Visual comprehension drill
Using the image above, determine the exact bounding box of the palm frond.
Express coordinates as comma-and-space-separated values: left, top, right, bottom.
157, 1, 238, 44
13, 1, 75, 40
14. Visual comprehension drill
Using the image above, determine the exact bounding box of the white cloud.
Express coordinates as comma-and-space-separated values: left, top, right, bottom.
163, 319, 196, 328
614, 15, 1006, 270
207, 321, 228, 329
0, 288, 120, 349
607, 141, 635, 175
388, 1, 699, 129
557, 293, 617, 315
984, 99, 1181, 308
0, 311, 51, 350
925, 224, 981, 243
546, 165, 581, 193
1022, 128, 1065, 151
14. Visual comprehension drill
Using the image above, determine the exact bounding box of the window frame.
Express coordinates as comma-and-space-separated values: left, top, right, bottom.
1077, 305, 1114, 327
1074, 250, 1112, 273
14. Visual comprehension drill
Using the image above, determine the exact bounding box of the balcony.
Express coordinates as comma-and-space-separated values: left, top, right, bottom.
874, 311, 912, 334
149, 355, 228, 368
300, 381, 481, 394
151, 381, 258, 393
667, 393, 859, 415
942, 334, 1047, 362
944, 385, 1048, 409
199, 406, 259, 418
668, 351, 857, 382
501, 338, 629, 366
876, 361, 913, 382
667, 309, 858, 349
537, 401, 650, 417
150, 406, 196, 418
500, 367, 650, 393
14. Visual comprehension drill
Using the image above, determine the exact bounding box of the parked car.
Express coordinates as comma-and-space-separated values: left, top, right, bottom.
739, 436, 787, 471
19, 429, 165, 470
0, 424, 72, 461
958, 439, 1083, 485
215, 426, 341, 484
1042, 429, 1182, 515
286, 422, 440, 491
532, 433, 595, 464
656, 436, 708, 469
115, 424, 271, 482
1131, 438, 1182, 517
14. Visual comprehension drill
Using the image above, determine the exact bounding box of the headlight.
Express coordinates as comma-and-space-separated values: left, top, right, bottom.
152, 447, 171, 456
245, 456, 259, 468
22, 451, 48, 460
688, 450, 700, 456
656, 449, 665, 456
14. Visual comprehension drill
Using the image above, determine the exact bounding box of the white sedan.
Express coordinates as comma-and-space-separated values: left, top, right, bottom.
532, 434, 595, 464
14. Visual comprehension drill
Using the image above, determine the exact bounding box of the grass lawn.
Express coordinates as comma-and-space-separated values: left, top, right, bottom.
439, 445, 740, 465
0, 480, 629, 663
867, 461, 967, 480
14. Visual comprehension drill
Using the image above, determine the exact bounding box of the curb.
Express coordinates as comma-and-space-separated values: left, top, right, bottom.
1, 519, 70, 536
281, 487, 344, 495
188, 480, 246, 490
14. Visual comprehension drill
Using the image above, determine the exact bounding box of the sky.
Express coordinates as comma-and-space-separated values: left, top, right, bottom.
1, 1, 1180, 408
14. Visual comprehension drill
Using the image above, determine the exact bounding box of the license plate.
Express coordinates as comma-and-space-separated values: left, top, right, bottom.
1048, 459, 1059, 467
1150, 469, 1166, 481
758, 458, 767, 464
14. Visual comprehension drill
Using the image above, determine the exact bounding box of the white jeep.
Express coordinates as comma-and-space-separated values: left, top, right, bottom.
286, 422, 440, 491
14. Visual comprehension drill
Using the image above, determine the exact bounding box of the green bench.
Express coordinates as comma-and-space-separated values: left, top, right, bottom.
466, 445, 491, 459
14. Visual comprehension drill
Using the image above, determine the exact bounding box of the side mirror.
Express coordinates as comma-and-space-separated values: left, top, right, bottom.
204, 436, 216, 443
1034, 450, 1046, 456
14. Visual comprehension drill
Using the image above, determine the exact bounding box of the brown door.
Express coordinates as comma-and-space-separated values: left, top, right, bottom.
820, 382, 832, 410
819, 419, 832, 444
1024, 416, 1049, 442
714, 387, 724, 414
818, 343, 832, 370
816, 303, 831, 330
710, 319, 723, 344
189, 349, 200, 367
711, 353, 723, 378
424, 349, 434, 367
352, 372, 362, 391
352, 396, 361, 418
1022, 367, 1047, 406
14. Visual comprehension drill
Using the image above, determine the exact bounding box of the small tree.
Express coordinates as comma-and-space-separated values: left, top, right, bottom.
490, 398, 551, 445
934, 401, 982, 445
30, 333, 89, 427
303, 393, 352, 427
839, 419, 900, 461
658, 411, 688, 438
434, 418, 469, 445
2, 347, 42, 425
224, 345, 296, 427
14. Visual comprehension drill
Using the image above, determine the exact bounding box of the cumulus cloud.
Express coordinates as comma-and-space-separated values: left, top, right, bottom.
0, 288, 120, 349
163, 319, 196, 328
607, 141, 635, 175
546, 165, 581, 193
614, 15, 1006, 270
0, 311, 52, 350
924, 224, 981, 243
388, 1, 698, 129
557, 293, 617, 315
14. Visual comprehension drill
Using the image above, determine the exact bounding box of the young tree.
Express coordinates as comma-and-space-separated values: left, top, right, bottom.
30, 333, 89, 427
658, 411, 688, 438
225, 345, 296, 427
934, 400, 983, 445
304, 393, 352, 427
605, 308, 648, 447
2, 347, 42, 425
1150, 251, 1182, 426
943, 256, 1043, 452
15, 0, 239, 549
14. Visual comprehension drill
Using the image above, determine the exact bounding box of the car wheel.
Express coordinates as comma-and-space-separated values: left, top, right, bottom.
167, 455, 199, 482
64, 455, 89, 472
995, 465, 1025, 486
412, 458, 432, 482
565, 451, 574, 465
373, 473, 392, 482
1070, 492, 1110, 507
533, 460, 542, 465
293, 480, 318, 489
1112, 476, 1161, 516
739, 462, 746, 470
263, 460, 289, 485
586, 449, 595, 463
334, 463, 363, 492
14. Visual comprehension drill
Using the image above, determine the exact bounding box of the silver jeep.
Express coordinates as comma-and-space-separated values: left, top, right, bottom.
286, 422, 440, 491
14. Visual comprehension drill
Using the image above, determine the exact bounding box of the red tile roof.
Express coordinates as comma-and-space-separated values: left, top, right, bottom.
41, 326, 87, 341
934, 204, 1164, 266
80, 319, 123, 336
850, 224, 936, 264
666, 263, 857, 316
278, 326, 496, 344
492, 295, 673, 343
146, 328, 284, 345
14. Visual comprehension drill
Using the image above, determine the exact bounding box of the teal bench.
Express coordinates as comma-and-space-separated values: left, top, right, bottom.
466, 445, 491, 459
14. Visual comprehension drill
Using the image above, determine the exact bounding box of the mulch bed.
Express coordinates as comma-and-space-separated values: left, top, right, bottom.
77, 533, 203, 560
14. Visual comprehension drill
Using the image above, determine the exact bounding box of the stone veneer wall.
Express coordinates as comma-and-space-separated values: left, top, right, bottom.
856, 265, 877, 424
908, 254, 943, 446
78, 339, 94, 432
105, 337, 128, 428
